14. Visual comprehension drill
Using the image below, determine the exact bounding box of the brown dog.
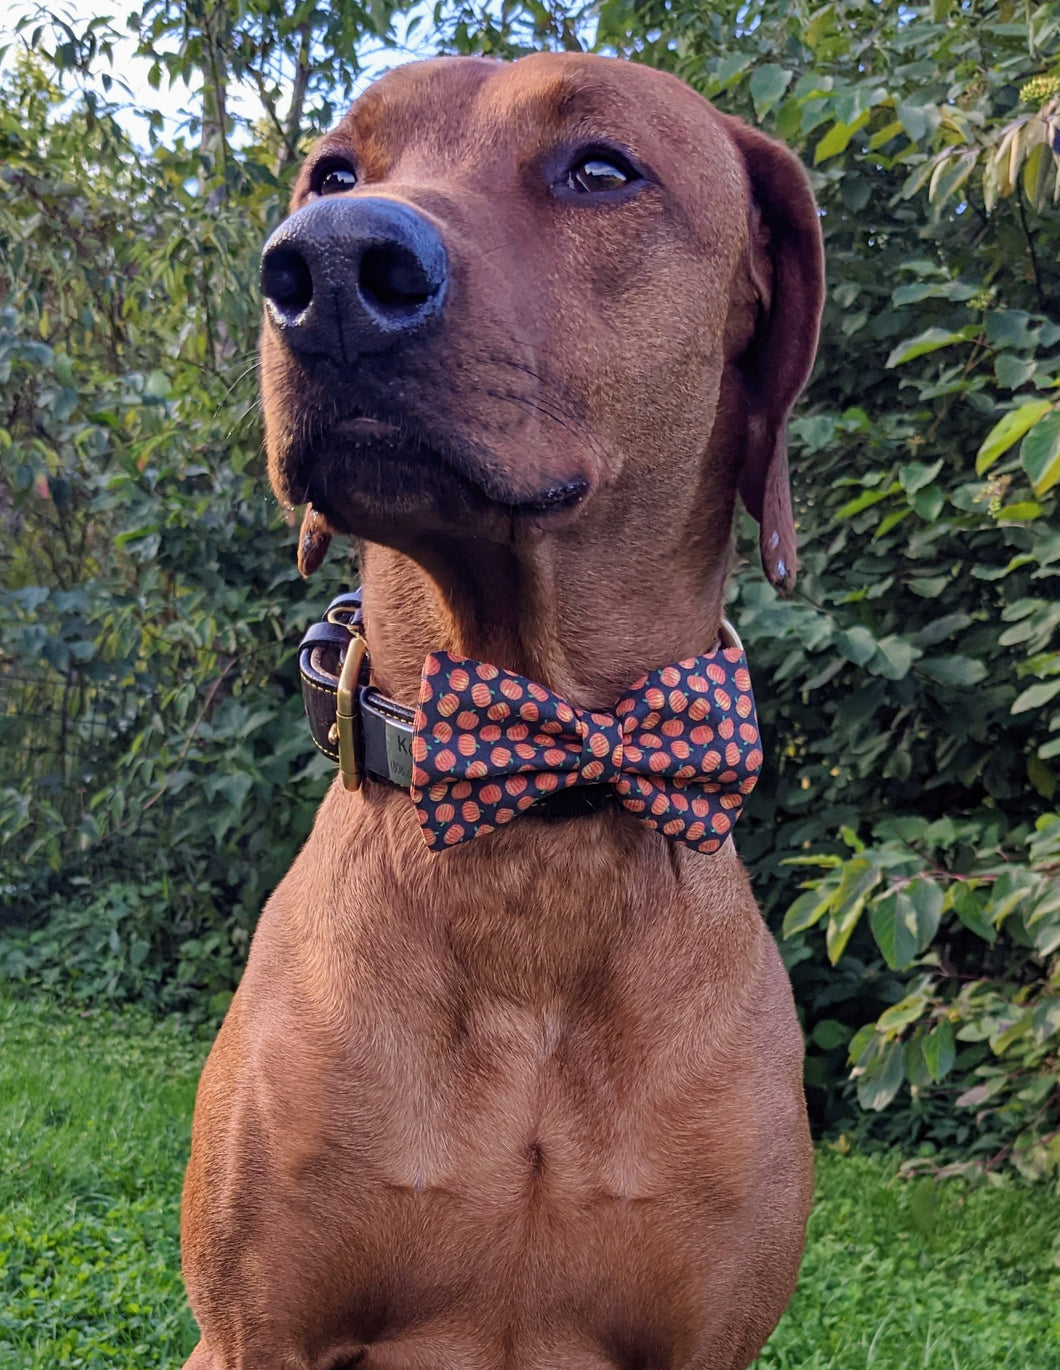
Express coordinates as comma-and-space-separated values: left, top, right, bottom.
181, 51, 824, 1370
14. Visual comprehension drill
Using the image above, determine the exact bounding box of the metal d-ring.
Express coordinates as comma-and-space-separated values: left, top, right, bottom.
718, 616, 744, 653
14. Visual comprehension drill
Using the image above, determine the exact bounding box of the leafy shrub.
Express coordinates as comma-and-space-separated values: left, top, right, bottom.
0, 878, 246, 1013
783, 816, 1060, 1180
0, 53, 351, 1005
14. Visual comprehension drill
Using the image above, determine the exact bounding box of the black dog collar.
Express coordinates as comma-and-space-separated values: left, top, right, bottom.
299, 590, 416, 790
298, 590, 616, 821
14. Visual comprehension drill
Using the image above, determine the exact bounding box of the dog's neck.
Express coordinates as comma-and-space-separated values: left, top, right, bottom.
358, 494, 736, 713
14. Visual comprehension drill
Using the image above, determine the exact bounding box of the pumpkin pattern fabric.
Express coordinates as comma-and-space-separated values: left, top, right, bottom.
409, 645, 763, 854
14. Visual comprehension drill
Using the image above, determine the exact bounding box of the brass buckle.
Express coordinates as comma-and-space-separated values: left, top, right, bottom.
335, 632, 367, 792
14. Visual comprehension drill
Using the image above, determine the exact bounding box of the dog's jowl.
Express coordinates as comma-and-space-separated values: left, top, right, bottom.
181, 52, 824, 1370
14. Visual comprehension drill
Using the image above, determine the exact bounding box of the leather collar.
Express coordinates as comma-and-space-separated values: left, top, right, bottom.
298, 590, 617, 820
299, 590, 413, 787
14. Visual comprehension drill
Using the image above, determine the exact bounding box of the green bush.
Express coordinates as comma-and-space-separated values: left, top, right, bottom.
0, 52, 351, 1006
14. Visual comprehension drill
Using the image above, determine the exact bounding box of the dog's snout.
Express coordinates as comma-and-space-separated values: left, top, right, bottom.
359, 244, 436, 312
261, 247, 314, 315
261, 198, 448, 363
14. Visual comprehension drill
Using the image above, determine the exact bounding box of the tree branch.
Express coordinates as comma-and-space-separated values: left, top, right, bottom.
278, 24, 313, 174
1015, 184, 1045, 312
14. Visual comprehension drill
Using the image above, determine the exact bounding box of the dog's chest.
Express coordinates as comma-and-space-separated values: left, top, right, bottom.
354, 996, 674, 1205
190, 841, 807, 1367
266, 843, 761, 1216
266, 920, 761, 1234
251, 982, 753, 1357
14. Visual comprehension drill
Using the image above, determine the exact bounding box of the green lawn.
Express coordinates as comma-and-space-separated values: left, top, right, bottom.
2, 992, 1058, 1369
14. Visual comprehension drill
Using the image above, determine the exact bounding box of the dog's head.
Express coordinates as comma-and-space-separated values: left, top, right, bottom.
261, 53, 823, 589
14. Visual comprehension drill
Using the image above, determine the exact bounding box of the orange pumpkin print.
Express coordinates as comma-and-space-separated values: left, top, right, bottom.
410, 641, 762, 854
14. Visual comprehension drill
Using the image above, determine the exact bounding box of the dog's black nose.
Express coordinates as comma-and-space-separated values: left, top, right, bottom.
260, 198, 448, 363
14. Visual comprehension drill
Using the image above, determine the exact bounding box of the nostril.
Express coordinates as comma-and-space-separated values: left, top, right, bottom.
262, 246, 313, 317
359, 245, 435, 316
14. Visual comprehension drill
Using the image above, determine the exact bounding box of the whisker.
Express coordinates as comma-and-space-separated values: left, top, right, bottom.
484, 387, 611, 468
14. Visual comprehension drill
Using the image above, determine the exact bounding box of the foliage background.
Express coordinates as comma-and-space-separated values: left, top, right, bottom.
1, 0, 1058, 1182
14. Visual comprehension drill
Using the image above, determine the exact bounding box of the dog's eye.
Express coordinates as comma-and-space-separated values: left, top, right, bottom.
567, 155, 633, 193
315, 162, 358, 195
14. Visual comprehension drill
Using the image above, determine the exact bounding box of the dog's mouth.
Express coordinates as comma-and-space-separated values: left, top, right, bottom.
280, 406, 591, 544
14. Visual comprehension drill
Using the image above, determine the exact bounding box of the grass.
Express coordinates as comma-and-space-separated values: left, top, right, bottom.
0, 994, 204, 1366
2, 991, 1059, 1369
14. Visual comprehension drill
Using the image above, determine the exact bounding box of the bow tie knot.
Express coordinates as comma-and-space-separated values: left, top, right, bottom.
408, 644, 762, 853
578, 710, 627, 784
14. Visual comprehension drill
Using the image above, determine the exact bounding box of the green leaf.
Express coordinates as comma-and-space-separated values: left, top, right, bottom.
825, 859, 881, 963
855, 1038, 905, 1111
986, 310, 1039, 349
1031, 997, 1060, 1042
792, 414, 838, 450
836, 625, 877, 665
144, 368, 171, 398
996, 501, 1043, 521
114, 524, 160, 548
1028, 895, 1060, 956
1020, 410, 1060, 495
911, 484, 944, 521
1012, 679, 1060, 713
213, 772, 253, 810
911, 612, 974, 647
992, 1015, 1031, 1054
899, 459, 943, 493
874, 507, 913, 538
870, 890, 919, 969
896, 101, 940, 144
892, 280, 979, 306
878, 991, 930, 1035
848, 1023, 877, 1064
918, 656, 988, 687
836, 480, 901, 518
956, 1075, 1007, 1108
904, 1034, 934, 1090
749, 63, 793, 118
707, 52, 753, 93
994, 353, 1038, 390
922, 1020, 956, 1082
908, 575, 950, 598
782, 886, 835, 937
871, 882, 947, 969
868, 118, 905, 150
885, 326, 976, 368
810, 1018, 851, 1051
841, 176, 871, 212
814, 110, 870, 163
828, 895, 870, 965
907, 877, 944, 949
871, 635, 922, 680
949, 884, 997, 943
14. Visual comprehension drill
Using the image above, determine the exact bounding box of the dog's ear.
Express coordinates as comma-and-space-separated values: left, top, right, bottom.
725, 118, 825, 591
